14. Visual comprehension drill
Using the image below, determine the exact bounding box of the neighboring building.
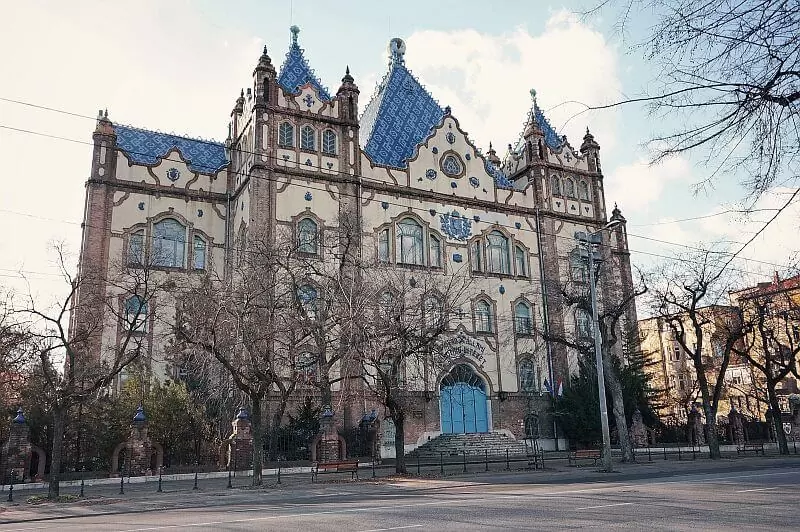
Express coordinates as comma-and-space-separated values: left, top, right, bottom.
73, 28, 637, 452
639, 306, 760, 423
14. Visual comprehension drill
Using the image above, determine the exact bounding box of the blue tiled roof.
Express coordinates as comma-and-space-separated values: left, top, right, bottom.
114, 125, 228, 174
486, 160, 514, 189
277, 40, 331, 101
360, 62, 444, 169
533, 102, 562, 150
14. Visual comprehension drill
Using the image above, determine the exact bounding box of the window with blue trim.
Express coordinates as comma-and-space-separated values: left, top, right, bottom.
124, 295, 148, 333
301, 125, 315, 151
298, 218, 319, 254
128, 230, 144, 266
322, 130, 337, 155
193, 236, 207, 270
279, 122, 295, 148
152, 218, 186, 268
397, 218, 424, 265
475, 300, 493, 333
515, 301, 533, 335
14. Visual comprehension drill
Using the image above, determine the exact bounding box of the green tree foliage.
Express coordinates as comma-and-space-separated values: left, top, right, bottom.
554, 353, 601, 447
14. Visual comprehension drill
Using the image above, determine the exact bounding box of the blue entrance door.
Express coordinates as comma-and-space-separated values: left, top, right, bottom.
440, 365, 489, 434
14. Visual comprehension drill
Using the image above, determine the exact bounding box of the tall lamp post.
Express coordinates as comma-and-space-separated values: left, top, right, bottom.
575, 220, 622, 473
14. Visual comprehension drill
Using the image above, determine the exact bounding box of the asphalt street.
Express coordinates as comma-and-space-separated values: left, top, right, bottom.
1, 460, 798, 531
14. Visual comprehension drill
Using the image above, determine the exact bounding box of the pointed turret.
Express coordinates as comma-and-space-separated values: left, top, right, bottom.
522, 89, 546, 161
337, 65, 360, 121
581, 127, 601, 173
233, 88, 245, 115
253, 45, 277, 107
610, 202, 626, 224
277, 26, 331, 100
486, 142, 501, 166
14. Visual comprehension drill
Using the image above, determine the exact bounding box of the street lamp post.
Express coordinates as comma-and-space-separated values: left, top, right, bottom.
575, 220, 621, 473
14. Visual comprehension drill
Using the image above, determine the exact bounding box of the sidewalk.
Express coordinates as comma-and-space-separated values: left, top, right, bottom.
0, 454, 798, 525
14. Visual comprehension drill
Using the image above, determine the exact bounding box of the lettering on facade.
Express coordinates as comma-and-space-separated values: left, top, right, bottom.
441, 332, 487, 367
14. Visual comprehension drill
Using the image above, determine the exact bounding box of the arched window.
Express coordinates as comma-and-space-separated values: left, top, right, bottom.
295, 352, 317, 383
396, 218, 424, 265
123, 295, 147, 332
297, 284, 318, 320
193, 236, 207, 270
300, 125, 315, 150
486, 231, 510, 274
152, 218, 186, 268
515, 301, 533, 335
429, 235, 442, 268
475, 300, 493, 333
514, 245, 527, 277
128, 229, 144, 266
519, 358, 537, 393
322, 130, 337, 155
564, 178, 576, 198
576, 308, 592, 338
470, 240, 482, 272
297, 218, 318, 254
378, 228, 390, 263
570, 249, 587, 283
551, 175, 561, 196
424, 295, 443, 329
278, 122, 294, 148
578, 180, 590, 201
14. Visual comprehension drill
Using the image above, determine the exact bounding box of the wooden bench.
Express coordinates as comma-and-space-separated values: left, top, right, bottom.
737, 442, 765, 456
568, 449, 601, 467
311, 460, 360, 482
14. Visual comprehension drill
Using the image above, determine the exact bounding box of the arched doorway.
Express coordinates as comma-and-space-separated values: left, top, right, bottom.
440, 364, 489, 433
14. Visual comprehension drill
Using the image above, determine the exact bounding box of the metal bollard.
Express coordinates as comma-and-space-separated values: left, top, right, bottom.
80, 478, 85, 498
484, 450, 489, 472
227, 467, 232, 489
506, 449, 510, 471
416, 454, 421, 475
794, 439, 797, 455
119, 476, 124, 495
647, 445, 652, 463
372, 456, 376, 478
277, 462, 282, 485
7, 472, 14, 502
463, 450, 467, 473
157, 467, 162, 493
692, 445, 697, 460
663, 445, 667, 460
193, 462, 199, 491
440, 451, 444, 475
678, 446, 682, 461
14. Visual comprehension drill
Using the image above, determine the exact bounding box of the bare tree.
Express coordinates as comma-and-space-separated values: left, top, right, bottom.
12, 245, 163, 498
356, 266, 473, 474
732, 285, 800, 454
647, 250, 747, 458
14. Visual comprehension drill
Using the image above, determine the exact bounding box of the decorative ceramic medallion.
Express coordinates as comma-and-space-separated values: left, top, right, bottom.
304, 191, 312, 201
303, 94, 314, 108
515, 222, 521, 229
425, 168, 437, 180
197, 209, 204, 217
446, 132, 456, 144
451, 181, 457, 188
138, 202, 145, 211
453, 253, 463, 263
432, 147, 438, 154
440, 210, 472, 241
166, 168, 180, 182
381, 201, 389, 210
473, 215, 480, 222
465, 153, 471, 160
441, 153, 464, 177
429, 209, 436, 216
469, 176, 480, 188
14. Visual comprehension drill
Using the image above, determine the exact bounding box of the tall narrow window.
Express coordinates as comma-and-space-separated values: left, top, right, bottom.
397, 218, 423, 265
551, 175, 561, 196
423, 295, 443, 329
429, 235, 442, 268
378, 229, 390, 263
578, 180, 590, 201
300, 125, 315, 150
486, 231, 510, 274
515, 301, 533, 335
124, 295, 147, 332
193, 236, 207, 270
514, 245, 527, 277
576, 308, 592, 338
152, 218, 186, 268
297, 284, 318, 320
322, 130, 337, 155
470, 240, 482, 272
564, 178, 576, 198
475, 300, 493, 333
519, 358, 537, 393
278, 122, 294, 147
297, 218, 318, 254
128, 230, 144, 266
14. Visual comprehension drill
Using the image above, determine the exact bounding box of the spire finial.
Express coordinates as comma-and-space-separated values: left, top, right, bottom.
346, 65, 350, 75
530, 88, 537, 103
263, 44, 268, 55
240, 88, 244, 98
290, 25, 300, 45
103, 109, 108, 118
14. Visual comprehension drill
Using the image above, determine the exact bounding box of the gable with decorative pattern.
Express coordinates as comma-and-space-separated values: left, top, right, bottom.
114, 125, 228, 174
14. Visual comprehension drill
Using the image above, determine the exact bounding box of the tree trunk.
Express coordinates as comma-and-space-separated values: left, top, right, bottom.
250, 396, 263, 486
48, 407, 66, 499
602, 349, 634, 462
703, 405, 721, 459
393, 413, 406, 474
767, 382, 789, 455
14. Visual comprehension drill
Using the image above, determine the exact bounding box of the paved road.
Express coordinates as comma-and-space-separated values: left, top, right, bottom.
1, 461, 798, 530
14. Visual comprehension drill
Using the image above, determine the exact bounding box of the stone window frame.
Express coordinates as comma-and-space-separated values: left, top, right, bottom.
300, 124, 316, 152
513, 242, 531, 278
421, 289, 447, 331
550, 174, 562, 196
321, 129, 337, 156
374, 211, 445, 271
517, 355, 540, 394
278, 121, 295, 148
295, 280, 322, 322
472, 295, 497, 336
564, 177, 576, 198
512, 297, 535, 337
293, 345, 320, 386
123, 211, 213, 273
468, 225, 523, 279
575, 307, 593, 339
578, 179, 591, 201
292, 209, 325, 258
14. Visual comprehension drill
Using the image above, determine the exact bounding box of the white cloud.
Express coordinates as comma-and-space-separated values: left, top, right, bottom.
604, 156, 693, 213
402, 11, 622, 154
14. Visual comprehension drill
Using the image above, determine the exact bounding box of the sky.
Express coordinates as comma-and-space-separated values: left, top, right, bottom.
0, 0, 796, 307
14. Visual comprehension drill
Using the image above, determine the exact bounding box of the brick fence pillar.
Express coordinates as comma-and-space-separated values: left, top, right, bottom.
128, 405, 153, 476
2, 408, 31, 482
230, 408, 253, 470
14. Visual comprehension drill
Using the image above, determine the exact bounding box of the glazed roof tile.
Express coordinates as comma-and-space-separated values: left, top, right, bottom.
277, 32, 331, 100
360, 61, 443, 169
114, 125, 228, 174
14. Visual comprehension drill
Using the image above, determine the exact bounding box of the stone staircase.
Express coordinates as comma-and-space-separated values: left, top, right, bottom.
406, 432, 531, 459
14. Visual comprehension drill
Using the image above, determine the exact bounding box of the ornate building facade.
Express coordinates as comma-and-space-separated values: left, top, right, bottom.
75, 27, 636, 453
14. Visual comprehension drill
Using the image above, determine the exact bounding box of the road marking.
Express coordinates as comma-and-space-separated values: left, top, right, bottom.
736, 487, 780, 493
575, 502, 633, 510
358, 526, 424, 532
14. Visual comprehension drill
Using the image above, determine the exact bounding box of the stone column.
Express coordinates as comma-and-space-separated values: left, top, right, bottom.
318, 405, 342, 462
230, 408, 253, 470
2, 408, 31, 482
127, 405, 153, 476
